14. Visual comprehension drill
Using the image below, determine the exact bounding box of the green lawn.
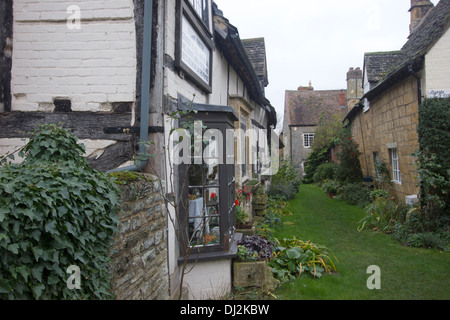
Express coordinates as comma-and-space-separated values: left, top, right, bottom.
272, 184, 450, 300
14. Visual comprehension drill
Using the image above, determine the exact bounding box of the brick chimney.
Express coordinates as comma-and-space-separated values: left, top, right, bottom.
409, 0, 434, 33
298, 81, 314, 91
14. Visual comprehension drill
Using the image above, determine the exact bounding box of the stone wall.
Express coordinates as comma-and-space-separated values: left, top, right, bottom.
351, 76, 420, 202
111, 173, 169, 300
289, 125, 316, 176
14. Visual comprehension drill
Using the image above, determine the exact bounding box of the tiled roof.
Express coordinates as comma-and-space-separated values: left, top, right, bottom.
285, 89, 347, 126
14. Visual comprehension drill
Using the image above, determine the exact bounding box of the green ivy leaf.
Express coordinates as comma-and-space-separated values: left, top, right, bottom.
0, 279, 12, 294
32, 284, 45, 299
7, 243, 19, 254
32, 246, 44, 261
31, 264, 44, 282
0, 207, 10, 222
45, 220, 60, 236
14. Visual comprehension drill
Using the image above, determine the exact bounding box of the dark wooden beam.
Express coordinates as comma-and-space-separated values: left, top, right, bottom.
0, 111, 135, 142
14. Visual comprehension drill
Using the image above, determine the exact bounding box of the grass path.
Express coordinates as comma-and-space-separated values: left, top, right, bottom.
272, 184, 450, 300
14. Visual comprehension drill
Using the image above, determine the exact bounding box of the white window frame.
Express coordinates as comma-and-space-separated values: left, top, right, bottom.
390, 148, 401, 184
303, 133, 314, 149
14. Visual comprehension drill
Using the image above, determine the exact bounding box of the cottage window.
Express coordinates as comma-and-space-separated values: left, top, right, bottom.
177, 98, 237, 260
303, 133, 315, 148
176, 0, 213, 93
187, 0, 210, 27
390, 148, 401, 184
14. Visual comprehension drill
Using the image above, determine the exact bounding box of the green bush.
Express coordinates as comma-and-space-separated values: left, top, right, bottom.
337, 183, 371, 208
313, 162, 337, 184
414, 97, 450, 232
321, 179, 340, 195
268, 184, 296, 200
269, 160, 301, 200
335, 130, 363, 184
358, 197, 399, 232
303, 143, 332, 184
0, 124, 120, 299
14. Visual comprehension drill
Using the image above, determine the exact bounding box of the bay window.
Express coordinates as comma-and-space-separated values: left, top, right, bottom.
177, 97, 238, 261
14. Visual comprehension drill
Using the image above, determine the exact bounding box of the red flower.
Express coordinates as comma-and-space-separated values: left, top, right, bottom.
210, 192, 216, 198
235, 200, 239, 206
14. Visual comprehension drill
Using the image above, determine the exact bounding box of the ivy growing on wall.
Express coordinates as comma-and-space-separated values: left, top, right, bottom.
0, 124, 120, 299
414, 97, 450, 231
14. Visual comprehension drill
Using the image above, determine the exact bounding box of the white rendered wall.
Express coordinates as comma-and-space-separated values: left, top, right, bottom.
11, 0, 137, 112
425, 27, 450, 97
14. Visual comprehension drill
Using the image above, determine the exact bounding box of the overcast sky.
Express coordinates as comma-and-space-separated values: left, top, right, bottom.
214, 0, 439, 130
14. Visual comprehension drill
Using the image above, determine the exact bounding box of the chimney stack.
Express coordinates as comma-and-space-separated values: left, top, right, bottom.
298, 81, 314, 91
409, 0, 434, 33
346, 67, 363, 110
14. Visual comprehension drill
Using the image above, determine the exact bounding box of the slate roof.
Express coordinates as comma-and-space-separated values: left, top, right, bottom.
363, 0, 450, 99
285, 89, 347, 126
363, 51, 405, 86
242, 38, 269, 88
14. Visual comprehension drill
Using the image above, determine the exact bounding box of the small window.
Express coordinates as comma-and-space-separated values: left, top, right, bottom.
303, 133, 314, 148
187, 0, 210, 27
390, 148, 401, 184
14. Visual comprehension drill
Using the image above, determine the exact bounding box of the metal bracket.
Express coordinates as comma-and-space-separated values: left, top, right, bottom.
103, 126, 164, 134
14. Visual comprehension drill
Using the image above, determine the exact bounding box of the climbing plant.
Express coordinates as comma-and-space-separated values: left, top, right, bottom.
414, 97, 450, 231
0, 124, 120, 299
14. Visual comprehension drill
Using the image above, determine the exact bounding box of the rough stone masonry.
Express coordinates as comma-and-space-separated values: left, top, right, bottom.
111, 173, 169, 300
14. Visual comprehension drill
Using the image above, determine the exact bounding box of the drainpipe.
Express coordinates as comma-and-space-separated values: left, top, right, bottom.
408, 61, 425, 208
108, 0, 153, 173
408, 62, 422, 105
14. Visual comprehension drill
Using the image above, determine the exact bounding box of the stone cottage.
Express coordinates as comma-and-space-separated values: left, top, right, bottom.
344, 0, 450, 203
0, 0, 278, 300
282, 67, 362, 175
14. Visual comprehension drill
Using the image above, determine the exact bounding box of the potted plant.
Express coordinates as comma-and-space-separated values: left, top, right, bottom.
322, 179, 339, 198
235, 203, 255, 236
244, 180, 260, 193
233, 236, 276, 291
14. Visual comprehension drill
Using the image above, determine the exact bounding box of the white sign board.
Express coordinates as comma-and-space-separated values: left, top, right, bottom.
181, 15, 210, 85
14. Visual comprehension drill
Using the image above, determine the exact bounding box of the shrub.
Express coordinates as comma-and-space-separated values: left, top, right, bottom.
0, 124, 120, 299
321, 179, 340, 196
303, 143, 332, 184
414, 97, 450, 232
267, 184, 296, 200
338, 183, 371, 207
335, 130, 363, 184
313, 162, 337, 184
271, 160, 301, 192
